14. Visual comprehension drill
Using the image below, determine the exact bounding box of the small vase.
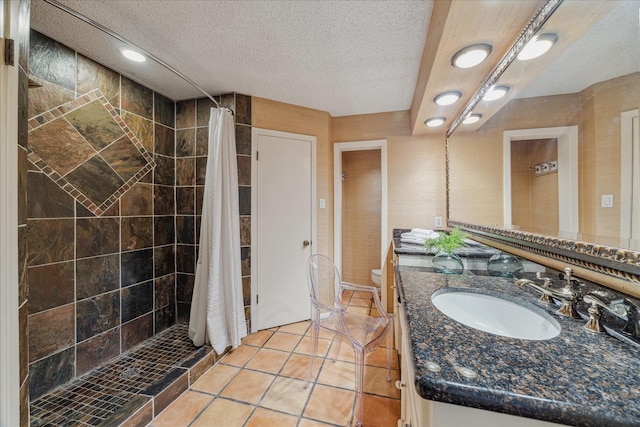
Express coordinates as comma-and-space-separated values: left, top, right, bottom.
487, 252, 524, 277
432, 251, 464, 274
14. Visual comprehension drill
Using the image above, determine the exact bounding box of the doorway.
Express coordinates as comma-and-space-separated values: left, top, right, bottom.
333, 140, 387, 287
251, 128, 316, 332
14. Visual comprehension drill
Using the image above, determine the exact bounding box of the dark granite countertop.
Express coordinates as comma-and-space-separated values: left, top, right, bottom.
395, 266, 640, 427
392, 229, 500, 258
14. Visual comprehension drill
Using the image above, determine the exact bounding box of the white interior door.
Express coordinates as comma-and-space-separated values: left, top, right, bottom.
252, 128, 315, 330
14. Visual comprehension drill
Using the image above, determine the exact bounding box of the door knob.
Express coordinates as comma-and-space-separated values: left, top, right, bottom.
303, 240, 311, 247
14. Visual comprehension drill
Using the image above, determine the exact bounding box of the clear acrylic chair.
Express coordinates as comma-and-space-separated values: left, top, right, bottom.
306, 254, 393, 427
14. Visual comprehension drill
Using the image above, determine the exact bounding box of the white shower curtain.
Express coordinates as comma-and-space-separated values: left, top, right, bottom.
189, 107, 247, 353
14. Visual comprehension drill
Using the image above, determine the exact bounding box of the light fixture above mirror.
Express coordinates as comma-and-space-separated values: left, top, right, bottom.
482, 85, 509, 101
451, 43, 492, 69
119, 47, 146, 63
425, 117, 446, 127
462, 114, 482, 124
517, 33, 558, 61
434, 91, 462, 106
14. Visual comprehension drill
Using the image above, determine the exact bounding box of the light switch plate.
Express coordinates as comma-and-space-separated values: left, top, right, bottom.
435, 217, 442, 227
601, 194, 613, 208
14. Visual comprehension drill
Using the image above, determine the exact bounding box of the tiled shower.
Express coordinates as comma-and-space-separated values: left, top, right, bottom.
19, 23, 253, 424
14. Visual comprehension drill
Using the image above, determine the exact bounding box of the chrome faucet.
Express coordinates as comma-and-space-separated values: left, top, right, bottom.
514, 277, 580, 318
621, 298, 640, 338
582, 294, 628, 333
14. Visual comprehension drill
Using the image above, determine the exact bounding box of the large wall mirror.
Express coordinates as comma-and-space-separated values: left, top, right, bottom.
447, 0, 640, 283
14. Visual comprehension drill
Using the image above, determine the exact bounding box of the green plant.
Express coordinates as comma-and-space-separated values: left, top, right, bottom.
424, 227, 468, 253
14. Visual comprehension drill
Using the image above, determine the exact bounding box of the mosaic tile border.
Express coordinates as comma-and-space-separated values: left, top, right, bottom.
450, 220, 640, 284
27, 89, 156, 216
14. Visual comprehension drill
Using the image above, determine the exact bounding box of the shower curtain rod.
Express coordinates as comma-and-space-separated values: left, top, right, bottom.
43, 0, 233, 114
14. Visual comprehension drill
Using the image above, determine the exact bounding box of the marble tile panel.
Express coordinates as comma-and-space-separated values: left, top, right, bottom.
139, 169, 153, 184
27, 171, 75, 219
18, 226, 27, 305
77, 54, 120, 106
121, 111, 154, 153
121, 313, 153, 351
240, 217, 251, 246
155, 245, 176, 277
155, 274, 175, 309
196, 97, 216, 127
237, 155, 251, 185
176, 215, 195, 244
18, 148, 27, 225
177, 273, 195, 303
28, 261, 74, 314
176, 187, 195, 215
195, 157, 207, 185
176, 244, 195, 274
155, 123, 175, 157
76, 327, 120, 376
121, 182, 153, 216
154, 93, 175, 128
122, 216, 153, 251
241, 247, 251, 277
101, 135, 148, 182
221, 93, 235, 112
196, 127, 208, 156
154, 304, 176, 334
121, 248, 154, 287
176, 99, 196, 129
196, 188, 204, 216
65, 155, 125, 206
76, 290, 120, 342
154, 154, 175, 186
19, 302, 28, 386
154, 185, 175, 216
121, 77, 153, 119
235, 94, 252, 126
18, 69, 28, 149
20, 376, 28, 427
28, 303, 75, 362
154, 215, 175, 246
28, 118, 96, 176
235, 125, 251, 155
153, 371, 189, 415
176, 158, 195, 186
27, 219, 74, 266
28, 346, 74, 400
121, 280, 154, 323
177, 302, 191, 323
239, 186, 251, 215
102, 199, 120, 217
76, 254, 120, 300
65, 99, 126, 151
243, 276, 251, 306
176, 129, 195, 157
29, 30, 75, 90
28, 78, 74, 118
76, 217, 120, 258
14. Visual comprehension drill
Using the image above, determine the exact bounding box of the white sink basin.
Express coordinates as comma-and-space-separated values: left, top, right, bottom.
431, 289, 561, 340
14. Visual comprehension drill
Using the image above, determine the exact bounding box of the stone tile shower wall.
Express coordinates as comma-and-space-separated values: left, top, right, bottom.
26, 31, 177, 400
174, 94, 252, 330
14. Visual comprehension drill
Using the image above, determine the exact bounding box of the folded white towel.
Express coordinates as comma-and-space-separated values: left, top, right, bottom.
410, 228, 434, 236
400, 236, 427, 245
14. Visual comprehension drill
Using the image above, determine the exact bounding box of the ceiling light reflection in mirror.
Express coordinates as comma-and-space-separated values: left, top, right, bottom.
451, 43, 493, 69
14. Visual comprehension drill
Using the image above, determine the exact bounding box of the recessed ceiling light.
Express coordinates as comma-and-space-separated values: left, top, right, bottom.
434, 91, 462, 106
517, 34, 557, 61
120, 47, 146, 63
451, 44, 492, 69
483, 85, 509, 101
463, 114, 482, 124
424, 117, 446, 128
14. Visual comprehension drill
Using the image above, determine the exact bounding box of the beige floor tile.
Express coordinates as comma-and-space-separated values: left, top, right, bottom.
191, 363, 239, 395
365, 346, 399, 370
363, 366, 400, 399
294, 335, 332, 357
242, 329, 274, 347
191, 397, 253, 427
219, 344, 258, 367
219, 369, 275, 404
360, 393, 401, 427
303, 384, 355, 425
244, 347, 290, 374
280, 353, 321, 382
245, 407, 299, 427
304, 326, 337, 340
150, 390, 213, 427
329, 338, 356, 362
299, 418, 341, 427
348, 297, 372, 308
317, 360, 356, 390
260, 376, 312, 415
277, 320, 311, 335
263, 331, 302, 352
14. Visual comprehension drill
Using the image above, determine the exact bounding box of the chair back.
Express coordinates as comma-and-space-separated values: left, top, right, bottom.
307, 254, 343, 310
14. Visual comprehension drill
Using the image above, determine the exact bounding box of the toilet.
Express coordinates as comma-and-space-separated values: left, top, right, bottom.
371, 269, 382, 288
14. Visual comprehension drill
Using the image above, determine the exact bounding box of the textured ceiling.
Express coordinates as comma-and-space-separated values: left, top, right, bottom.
31, 0, 434, 117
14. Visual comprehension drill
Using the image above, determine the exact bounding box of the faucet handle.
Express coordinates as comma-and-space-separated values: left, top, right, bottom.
582, 294, 628, 333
